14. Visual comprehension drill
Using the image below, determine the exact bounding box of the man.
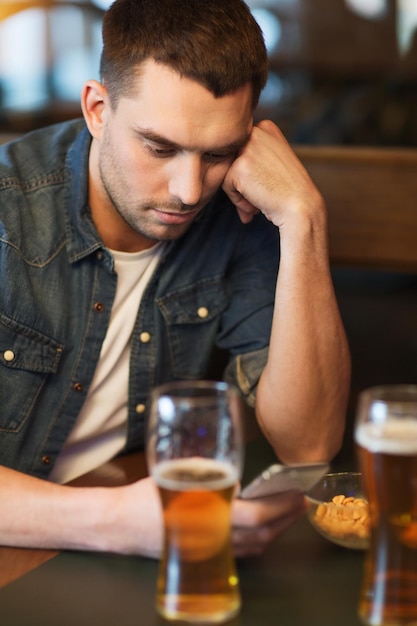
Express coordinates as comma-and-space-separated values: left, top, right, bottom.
0, 0, 350, 557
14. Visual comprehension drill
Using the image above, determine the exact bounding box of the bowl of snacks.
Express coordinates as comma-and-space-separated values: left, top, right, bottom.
305, 472, 370, 549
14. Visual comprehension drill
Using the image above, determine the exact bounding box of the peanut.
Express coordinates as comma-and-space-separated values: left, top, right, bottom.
312, 494, 370, 541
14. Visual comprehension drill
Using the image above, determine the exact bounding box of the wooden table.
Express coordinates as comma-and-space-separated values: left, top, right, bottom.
0, 440, 365, 625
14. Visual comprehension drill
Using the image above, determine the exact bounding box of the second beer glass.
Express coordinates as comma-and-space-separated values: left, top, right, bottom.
355, 385, 417, 626
146, 380, 244, 624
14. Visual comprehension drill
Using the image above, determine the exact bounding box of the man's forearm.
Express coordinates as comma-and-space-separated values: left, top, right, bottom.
0, 465, 116, 552
255, 209, 351, 464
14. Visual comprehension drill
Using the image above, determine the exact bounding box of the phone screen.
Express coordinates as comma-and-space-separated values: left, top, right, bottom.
239, 462, 329, 499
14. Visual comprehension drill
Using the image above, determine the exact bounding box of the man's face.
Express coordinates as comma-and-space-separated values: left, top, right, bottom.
88, 60, 253, 251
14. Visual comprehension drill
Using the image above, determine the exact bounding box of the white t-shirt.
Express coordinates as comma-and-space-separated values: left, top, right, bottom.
49, 243, 164, 484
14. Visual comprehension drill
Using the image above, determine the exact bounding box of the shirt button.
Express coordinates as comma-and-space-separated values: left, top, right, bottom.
197, 307, 209, 319
135, 403, 146, 414
73, 382, 84, 392
140, 332, 151, 343
94, 302, 104, 312
42, 456, 51, 466
3, 350, 15, 362
96, 251, 104, 261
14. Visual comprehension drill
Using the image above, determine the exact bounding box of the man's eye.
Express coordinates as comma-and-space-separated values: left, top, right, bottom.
145, 143, 175, 157
204, 151, 236, 162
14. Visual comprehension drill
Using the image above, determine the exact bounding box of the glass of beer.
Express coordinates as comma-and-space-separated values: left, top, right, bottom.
146, 380, 244, 624
355, 385, 417, 626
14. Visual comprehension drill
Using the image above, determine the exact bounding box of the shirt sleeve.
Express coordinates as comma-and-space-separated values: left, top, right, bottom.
224, 345, 269, 407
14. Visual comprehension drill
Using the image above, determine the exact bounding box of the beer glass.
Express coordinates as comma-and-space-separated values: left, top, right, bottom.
146, 380, 244, 624
355, 385, 417, 626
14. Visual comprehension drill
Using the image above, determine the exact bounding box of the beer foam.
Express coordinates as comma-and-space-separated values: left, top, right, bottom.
153, 457, 238, 491
355, 419, 417, 454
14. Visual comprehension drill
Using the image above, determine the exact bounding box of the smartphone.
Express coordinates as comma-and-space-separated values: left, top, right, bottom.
239, 462, 330, 499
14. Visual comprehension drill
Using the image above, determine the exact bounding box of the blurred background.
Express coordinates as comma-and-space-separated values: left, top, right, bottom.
2, 0, 417, 146
2, 0, 417, 470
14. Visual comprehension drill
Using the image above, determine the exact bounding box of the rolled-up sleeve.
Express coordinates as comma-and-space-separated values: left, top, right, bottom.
224, 346, 269, 407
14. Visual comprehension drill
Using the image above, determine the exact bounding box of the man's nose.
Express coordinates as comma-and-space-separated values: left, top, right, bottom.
168, 154, 204, 207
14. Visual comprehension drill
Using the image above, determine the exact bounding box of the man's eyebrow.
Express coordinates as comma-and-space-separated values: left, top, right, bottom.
135, 127, 250, 154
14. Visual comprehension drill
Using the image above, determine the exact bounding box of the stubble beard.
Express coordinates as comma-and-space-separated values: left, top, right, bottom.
98, 144, 196, 243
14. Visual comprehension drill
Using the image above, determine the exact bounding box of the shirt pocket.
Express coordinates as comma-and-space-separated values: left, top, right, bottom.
157, 277, 228, 379
0, 313, 63, 432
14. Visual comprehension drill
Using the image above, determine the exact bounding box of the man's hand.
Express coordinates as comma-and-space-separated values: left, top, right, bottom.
112, 477, 305, 559
222, 119, 323, 228
231, 490, 306, 557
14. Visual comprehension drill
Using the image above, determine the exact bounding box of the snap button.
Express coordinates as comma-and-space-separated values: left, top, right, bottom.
135, 403, 146, 414
42, 455, 51, 465
197, 307, 209, 319
94, 302, 104, 312
73, 382, 84, 392
3, 350, 15, 362
140, 332, 151, 343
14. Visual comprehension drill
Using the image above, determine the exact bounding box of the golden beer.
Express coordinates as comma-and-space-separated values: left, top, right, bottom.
356, 419, 417, 626
153, 457, 241, 624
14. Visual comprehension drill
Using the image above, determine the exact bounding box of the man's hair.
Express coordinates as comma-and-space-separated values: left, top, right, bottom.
100, 0, 268, 109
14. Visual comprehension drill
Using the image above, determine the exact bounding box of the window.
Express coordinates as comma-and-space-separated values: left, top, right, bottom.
0, 1, 103, 129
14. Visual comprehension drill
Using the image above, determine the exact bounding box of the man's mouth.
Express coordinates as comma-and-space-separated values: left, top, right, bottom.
153, 208, 199, 225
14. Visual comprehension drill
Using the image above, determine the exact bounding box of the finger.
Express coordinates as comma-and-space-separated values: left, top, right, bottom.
230, 491, 307, 557
235, 206, 258, 224
232, 506, 306, 558
232, 489, 306, 527
221, 184, 260, 224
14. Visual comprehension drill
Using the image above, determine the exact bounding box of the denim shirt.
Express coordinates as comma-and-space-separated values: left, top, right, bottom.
0, 119, 279, 479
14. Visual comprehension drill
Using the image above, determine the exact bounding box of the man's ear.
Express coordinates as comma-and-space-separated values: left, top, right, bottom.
81, 80, 108, 139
